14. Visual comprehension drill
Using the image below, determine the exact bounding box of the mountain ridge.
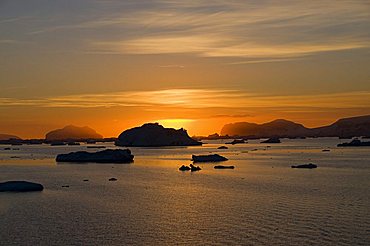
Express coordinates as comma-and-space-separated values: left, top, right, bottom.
45, 125, 103, 140
220, 115, 370, 138
0, 134, 21, 140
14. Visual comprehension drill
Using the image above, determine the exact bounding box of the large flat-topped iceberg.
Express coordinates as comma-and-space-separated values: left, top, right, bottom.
192, 154, 228, 163
0, 181, 44, 192
56, 149, 134, 163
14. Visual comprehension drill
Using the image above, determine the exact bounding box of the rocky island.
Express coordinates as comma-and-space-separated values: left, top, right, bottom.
179, 164, 201, 171
0, 134, 22, 145
192, 154, 228, 162
291, 163, 318, 169
261, 137, 281, 143
115, 123, 201, 147
337, 139, 370, 147
46, 125, 103, 141
225, 139, 245, 145
56, 149, 134, 163
0, 134, 20, 141
214, 165, 235, 169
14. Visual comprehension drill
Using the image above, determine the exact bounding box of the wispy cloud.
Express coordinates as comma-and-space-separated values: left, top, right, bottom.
158, 64, 185, 68
0, 39, 21, 44
92, 37, 367, 58
0, 16, 30, 24
209, 114, 253, 118
19, 0, 370, 59
2, 85, 28, 91
1, 89, 369, 111
227, 58, 302, 65
86, 0, 370, 58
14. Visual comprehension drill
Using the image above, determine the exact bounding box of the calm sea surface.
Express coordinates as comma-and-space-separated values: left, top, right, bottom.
0, 138, 369, 245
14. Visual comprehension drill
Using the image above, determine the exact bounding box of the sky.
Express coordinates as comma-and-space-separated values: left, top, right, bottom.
0, 0, 370, 138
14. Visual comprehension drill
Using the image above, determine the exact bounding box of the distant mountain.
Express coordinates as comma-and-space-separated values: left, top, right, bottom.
221, 119, 308, 137
221, 115, 370, 138
45, 125, 103, 140
0, 134, 21, 140
115, 123, 202, 147
313, 115, 370, 138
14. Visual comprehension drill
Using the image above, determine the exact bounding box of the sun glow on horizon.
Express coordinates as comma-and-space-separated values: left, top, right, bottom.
155, 118, 195, 131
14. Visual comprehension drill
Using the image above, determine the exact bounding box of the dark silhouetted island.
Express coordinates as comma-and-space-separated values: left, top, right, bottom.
214, 165, 235, 169
192, 154, 228, 162
179, 164, 201, 171
50, 141, 67, 146
0, 181, 44, 192
217, 146, 228, 149
67, 142, 80, 146
192, 133, 233, 141
179, 165, 191, 171
115, 123, 201, 147
261, 137, 281, 143
189, 164, 201, 171
337, 139, 370, 147
225, 139, 245, 145
0, 134, 23, 145
46, 125, 103, 141
0, 134, 20, 141
221, 115, 370, 138
56, 149, 134, 163
291, 163, 318, 169
222, 119, 308, 138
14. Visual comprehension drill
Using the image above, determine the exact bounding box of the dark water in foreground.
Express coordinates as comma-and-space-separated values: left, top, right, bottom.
0, 138, 369, 245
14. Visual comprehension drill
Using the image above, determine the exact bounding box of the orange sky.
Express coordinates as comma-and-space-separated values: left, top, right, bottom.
1, 89, 369, 138
1, 1, 370, 138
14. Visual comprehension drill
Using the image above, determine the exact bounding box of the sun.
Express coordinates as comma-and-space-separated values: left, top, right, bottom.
155, 118, 195, 130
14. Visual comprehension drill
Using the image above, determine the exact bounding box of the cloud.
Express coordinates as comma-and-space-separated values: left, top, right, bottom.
0, 16, 30, 24
227, 58, 302, 65
0, 89, 369, 112
158, 64, 185, 68
209, 114, 252, 118
20, 1, 370, 59
0, 39, 21, 44
86, 0, 370, 58
92, 37, 367, 58
2, 85, 28, 91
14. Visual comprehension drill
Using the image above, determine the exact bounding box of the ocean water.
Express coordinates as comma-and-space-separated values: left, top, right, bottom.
0, 138, 369, 245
